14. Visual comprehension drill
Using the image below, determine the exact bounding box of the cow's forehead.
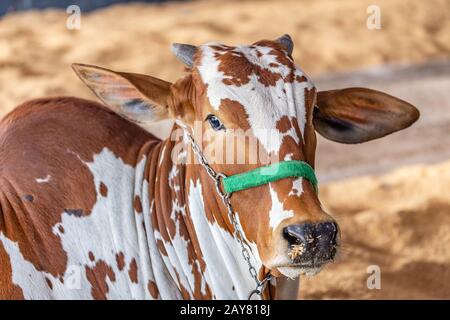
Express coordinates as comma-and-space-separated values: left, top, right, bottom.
195, 41, 316, 154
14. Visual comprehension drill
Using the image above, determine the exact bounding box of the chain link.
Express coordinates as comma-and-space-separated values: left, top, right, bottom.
186, 132, 272, 300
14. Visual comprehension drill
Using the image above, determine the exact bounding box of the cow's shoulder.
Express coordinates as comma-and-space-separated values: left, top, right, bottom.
0, 97, 158, 283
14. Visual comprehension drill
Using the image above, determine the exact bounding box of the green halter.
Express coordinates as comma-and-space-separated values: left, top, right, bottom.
222, 160, 318, 194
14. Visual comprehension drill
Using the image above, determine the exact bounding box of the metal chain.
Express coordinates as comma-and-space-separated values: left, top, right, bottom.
185, 132, 272, 300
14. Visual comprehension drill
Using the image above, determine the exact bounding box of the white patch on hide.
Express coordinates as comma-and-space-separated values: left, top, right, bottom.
1, 147, 183, 299
187, 179, 263, 299
36, 175, 51, 184
51, 148, 153, 299
269, 185, 294, 230
288, 177, 303, 197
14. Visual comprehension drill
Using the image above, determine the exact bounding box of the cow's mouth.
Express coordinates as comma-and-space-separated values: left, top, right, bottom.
275, 259, 333, 278
272, 247, 338, 279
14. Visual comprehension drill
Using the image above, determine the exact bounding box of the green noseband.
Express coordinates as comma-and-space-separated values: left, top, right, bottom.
222, 160, 318, 194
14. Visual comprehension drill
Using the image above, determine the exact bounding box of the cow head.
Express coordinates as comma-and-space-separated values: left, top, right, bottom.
73, 35, 419, 279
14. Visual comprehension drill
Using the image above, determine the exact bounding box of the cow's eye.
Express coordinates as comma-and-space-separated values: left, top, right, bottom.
206, 114, 225, 131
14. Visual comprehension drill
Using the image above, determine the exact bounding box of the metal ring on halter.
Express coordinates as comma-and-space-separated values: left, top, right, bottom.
248, 272, 273, 300
214, 172, 230, 199
248, 289, 261, 300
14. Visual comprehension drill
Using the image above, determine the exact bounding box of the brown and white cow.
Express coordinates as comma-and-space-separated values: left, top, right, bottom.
0, 35, 419, 300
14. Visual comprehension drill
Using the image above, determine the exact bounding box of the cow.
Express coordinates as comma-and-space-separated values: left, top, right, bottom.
0, 35, 419, 300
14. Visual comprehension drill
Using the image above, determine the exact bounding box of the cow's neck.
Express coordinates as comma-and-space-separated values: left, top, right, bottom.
146, 124, 299, 300
145, 125, 261, 299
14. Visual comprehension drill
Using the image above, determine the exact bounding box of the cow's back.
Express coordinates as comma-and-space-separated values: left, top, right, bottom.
0, 97, 158, 299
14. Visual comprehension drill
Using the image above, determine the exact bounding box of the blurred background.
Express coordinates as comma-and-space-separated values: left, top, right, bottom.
0, 0, 449, 299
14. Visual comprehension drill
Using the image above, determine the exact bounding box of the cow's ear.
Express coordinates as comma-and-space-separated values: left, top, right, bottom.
313, 87, 420, 144
72, 63, 172, 123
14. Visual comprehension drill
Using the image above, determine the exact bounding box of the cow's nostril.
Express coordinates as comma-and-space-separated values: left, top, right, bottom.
283, 224, 310, 245
283, 227, 299, 245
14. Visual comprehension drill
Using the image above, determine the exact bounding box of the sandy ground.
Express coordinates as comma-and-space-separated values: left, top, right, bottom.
301, 61, 450, 298
301, 160, 450, 299
0, 0, 449, 299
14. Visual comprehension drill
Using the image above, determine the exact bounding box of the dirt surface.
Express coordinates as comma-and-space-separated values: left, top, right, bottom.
300, 60, 450, 299
301, 160, 450, 299
0, 0, 449, 115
